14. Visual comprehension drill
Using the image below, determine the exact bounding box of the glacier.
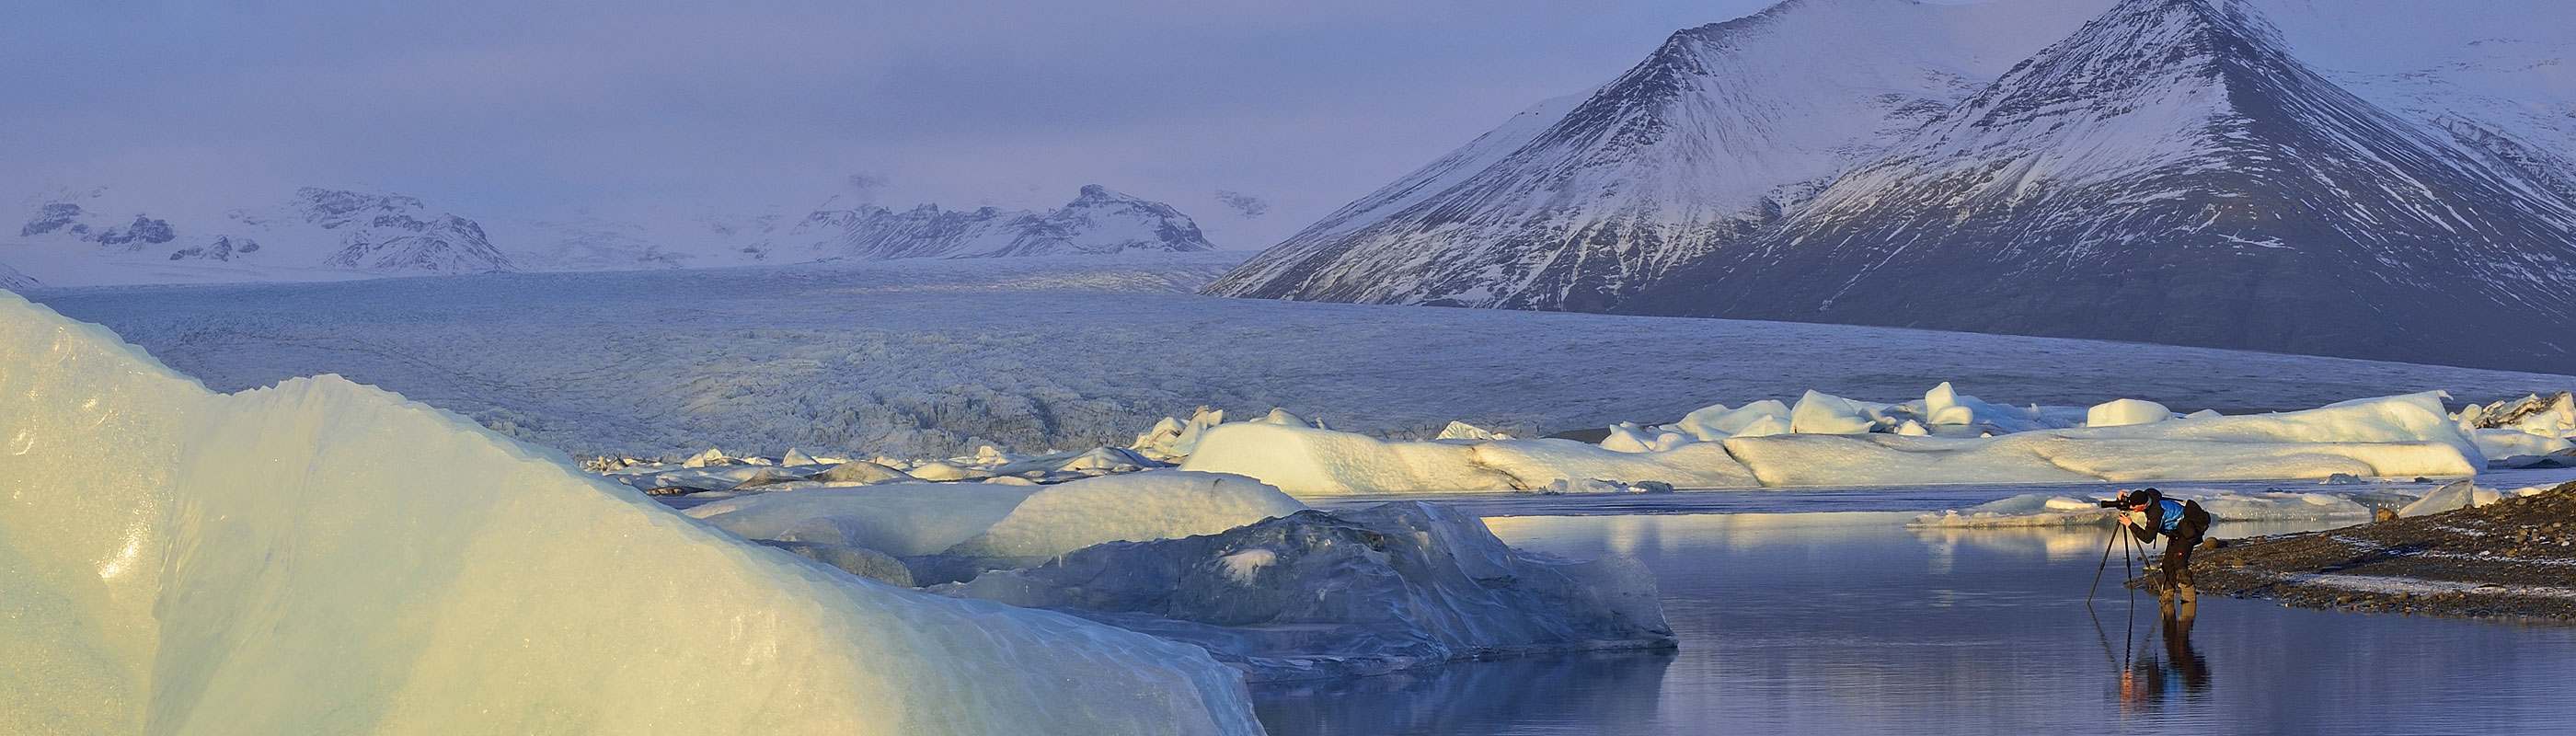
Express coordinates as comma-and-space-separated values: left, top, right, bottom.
24, 257, 2575, 463
0, 291, 1260, 735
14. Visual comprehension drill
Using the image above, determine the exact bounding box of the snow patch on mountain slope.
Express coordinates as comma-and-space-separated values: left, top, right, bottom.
1203, 0, 2119, 310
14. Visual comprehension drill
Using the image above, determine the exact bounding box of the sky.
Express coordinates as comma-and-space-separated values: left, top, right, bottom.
0, 0, 1789, 250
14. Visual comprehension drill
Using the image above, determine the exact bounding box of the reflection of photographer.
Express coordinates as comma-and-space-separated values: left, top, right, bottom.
2099, 489, 2213, 596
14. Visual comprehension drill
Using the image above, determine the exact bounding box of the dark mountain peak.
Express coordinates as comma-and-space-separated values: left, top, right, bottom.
1625, 0, 2576, 372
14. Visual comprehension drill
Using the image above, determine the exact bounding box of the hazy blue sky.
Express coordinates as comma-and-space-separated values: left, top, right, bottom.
1, 0, 1788, 247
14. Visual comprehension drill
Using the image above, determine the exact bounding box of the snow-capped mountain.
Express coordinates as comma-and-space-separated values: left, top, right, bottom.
1201, 0, 2118, 310
1208, 0, 2576, 374
1627, 0, 2576, 373
267, 189, 515, 273
741, 185, 1216, 262
6, 185, 1216, 286
6, 187, 512, 285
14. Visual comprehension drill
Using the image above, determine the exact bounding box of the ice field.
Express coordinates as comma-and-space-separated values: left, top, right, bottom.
24, 254, 2576, 461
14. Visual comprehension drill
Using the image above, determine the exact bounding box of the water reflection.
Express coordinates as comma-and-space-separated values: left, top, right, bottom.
1256, 512, 2576, 735
2117, 604, 2212, 714
1251, 651, 1672, 736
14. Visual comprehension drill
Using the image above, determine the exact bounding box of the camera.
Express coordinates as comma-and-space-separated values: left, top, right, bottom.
2097, 499, 2124, 509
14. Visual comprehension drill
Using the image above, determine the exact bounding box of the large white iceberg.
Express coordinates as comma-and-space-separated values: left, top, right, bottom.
0, 293, 1258, 735
1184, 392, 2479, 496
1178, 423, 1759, 495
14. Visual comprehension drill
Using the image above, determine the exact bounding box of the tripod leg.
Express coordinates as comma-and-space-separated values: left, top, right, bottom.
2087, 523, 2120, 605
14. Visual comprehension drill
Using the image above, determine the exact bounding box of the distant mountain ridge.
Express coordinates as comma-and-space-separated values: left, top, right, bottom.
5, 185, 1214, 287
742, 185, 1216, 262
1204, 0, 2576, 374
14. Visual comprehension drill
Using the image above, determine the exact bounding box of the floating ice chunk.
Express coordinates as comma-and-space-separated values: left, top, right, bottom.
2073, 392, 2483, 466
991, 445, 1158, 476
907, 461, 991, 481
2470, 428, 2573, 463
1726, 434, 2097, 487
1731, 414, 1791, 438
1924, 382, 1972, 425
2197, 492, 2371, 521
1601, 424, 1692, 453
947, 471, 1306, 558
1433, 420, 1505, 440
2185, 408, 2223, 420
811, 459, 918, 485
2035, 438, 2467, 482
615, 463, 787, 493
937, 502, 1673, 682
781, 447, 819, 466
1667, 399, 1791, 441
1790, 390, 1880, 434
1133, 407, 1226, 461
1601, 424, 1654, 453
2087, 398, 2173, 427
1190, 394, 2480, 494
1181, 422, 1758, 495
1179, 422, 1518, 494
0, 293, 1259, 735
682, 446, 730, 466
1252, 408, 1319, 427
1473, 440, 1754, 490
2398, 479, 2499, 517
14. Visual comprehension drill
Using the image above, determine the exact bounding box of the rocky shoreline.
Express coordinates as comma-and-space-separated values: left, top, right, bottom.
2176, 481, 2576, 621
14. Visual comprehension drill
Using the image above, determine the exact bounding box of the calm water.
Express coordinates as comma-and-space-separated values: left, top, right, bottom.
1251, 512, 2576, 735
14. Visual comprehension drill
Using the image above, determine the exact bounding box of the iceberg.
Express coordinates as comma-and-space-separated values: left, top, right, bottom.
935, 502, 1675, 682
0, 293, 1259, 735
2086, 397, 2172, 427
2470, 428, 2573, 463
1185, 393, 2479, 496
1179, 422, 1758, 495
686, 470, 1306, 561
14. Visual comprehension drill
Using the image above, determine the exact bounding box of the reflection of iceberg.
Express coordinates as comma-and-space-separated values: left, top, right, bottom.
0, 293, 1257, 734
1253, 650, 1673, 734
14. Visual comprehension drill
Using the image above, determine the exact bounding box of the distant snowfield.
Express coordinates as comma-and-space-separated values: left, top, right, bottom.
24, 254, 2576, 460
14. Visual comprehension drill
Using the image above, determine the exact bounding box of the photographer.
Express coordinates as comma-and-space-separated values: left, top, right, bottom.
2100, 488, 2213, 596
